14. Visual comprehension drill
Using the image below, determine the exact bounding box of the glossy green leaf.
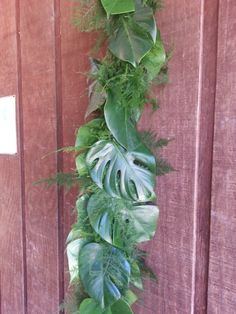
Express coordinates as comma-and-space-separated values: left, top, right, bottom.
133, 0, 157, 42
67, 238, 88, 283
104, 92, 156, 169
87, 190, 159, 247
79, 298, 134, 314
142, 30, 166, 81
109, 0, 156, 66
75, 119, 104, 149
86, 140, 156, 201
104, 93, 140, 150
79, 242, 131, 308
111, 299, 134, 314
101, 0, 135, 15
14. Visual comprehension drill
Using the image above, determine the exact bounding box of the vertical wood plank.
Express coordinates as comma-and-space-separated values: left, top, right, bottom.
0, 0, 24, 313
192, 1, 219, 313
19, 1, 60, 312
59, 0, 96, 292
134, 1, 217, 313
208, 0, 236, 313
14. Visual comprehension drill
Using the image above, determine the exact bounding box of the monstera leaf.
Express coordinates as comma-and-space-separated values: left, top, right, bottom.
79, 242, 131, 308
67, 238, 88, 283
101, 0, 135, 15
86, 140, 156, 201
87, 191, 159, 247
109, 0, 156, 66
79, 298, 133, 314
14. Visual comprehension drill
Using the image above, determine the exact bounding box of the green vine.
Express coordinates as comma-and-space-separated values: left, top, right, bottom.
65, 0, 171, 313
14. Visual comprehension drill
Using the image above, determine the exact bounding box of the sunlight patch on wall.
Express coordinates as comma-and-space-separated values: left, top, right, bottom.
0, 96, 17, 155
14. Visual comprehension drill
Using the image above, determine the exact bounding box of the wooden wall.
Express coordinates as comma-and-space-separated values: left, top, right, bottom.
0, 1, 235, 313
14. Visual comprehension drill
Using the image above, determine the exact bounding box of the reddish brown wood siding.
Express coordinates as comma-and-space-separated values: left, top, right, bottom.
0, 1, 235, 313
208, 1, 236, 313
0, 1, 24, 313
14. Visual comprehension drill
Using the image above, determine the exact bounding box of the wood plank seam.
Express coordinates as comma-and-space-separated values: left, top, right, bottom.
54, 0, 65, 309
191, 0, 220, 313
15, 0, 28, 312
191, 0, 205, 308
205, 2, 220, 312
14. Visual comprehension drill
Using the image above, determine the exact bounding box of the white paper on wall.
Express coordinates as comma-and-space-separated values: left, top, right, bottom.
0, 96, 17, 155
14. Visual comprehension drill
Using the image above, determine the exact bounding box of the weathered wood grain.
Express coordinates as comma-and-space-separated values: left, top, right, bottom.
134, 1, 217, 313
1, 1, 236, 313
0, 0, 24, 313
208, 1, 236, 313
19, 1, 60, 312
191, 1, 219, 313
59, 0, 98, 296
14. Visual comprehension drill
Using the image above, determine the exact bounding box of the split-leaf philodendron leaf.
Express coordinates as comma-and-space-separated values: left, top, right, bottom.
86, 140, 156, 201
79, 242, 131, 308
87, 190, 159, 248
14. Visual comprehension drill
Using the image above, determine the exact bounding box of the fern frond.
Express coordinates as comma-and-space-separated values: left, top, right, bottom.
156, 158, 175, 176
34, 172, 78, 189
72, 0, 106, 32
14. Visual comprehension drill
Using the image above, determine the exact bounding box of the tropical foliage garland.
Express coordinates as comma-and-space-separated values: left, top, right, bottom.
65, 0, 171, 313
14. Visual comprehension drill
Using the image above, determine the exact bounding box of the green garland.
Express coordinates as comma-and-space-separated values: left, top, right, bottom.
65, 1, 171, 313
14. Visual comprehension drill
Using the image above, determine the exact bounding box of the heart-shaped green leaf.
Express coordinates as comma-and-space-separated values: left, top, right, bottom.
109, 0, 156, 66
79, 298, 112, 314
86, 140, 156, 201
111, 299, 134, 314
104, 92, 141, 151
101, 0, 135, 15
79, 242, 131, 308
87, 190, 159, 247
133, 0, 157, 42
79, 298, 134, 314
